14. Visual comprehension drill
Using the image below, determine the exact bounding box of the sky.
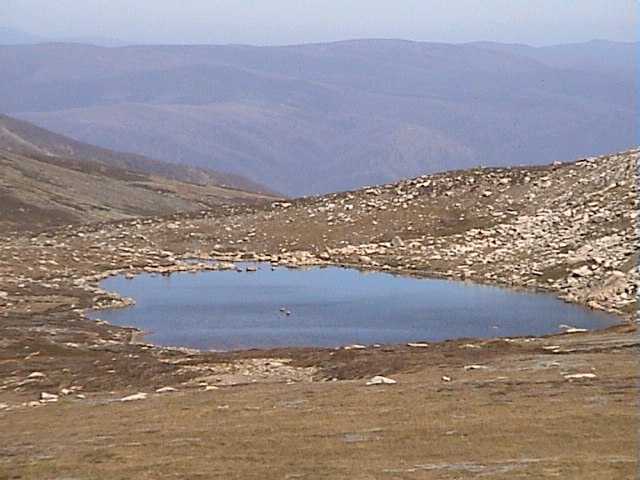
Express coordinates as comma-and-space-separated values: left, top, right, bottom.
2, 0, 638, 46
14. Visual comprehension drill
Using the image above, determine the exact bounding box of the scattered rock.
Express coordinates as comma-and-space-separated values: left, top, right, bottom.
155, 387, 177, 394
120, 393, 148, 402
571, 266, 593, 278
391, 236, 405, 248
39, 392, 59, 403
560, 326, 589, 334
366, 376, 397, 386
564, 373, 597, 380
344, 344, 367, 350
358, 255, 373, 264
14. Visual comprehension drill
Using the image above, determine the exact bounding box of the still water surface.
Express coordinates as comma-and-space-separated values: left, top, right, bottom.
90, 263, 617, 350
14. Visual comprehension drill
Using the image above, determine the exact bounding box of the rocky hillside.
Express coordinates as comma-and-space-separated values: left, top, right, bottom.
135, 148, 635, 316
4, 149, 632, 315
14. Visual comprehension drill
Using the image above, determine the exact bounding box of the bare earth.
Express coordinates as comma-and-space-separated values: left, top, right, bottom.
0, 150, 638, 479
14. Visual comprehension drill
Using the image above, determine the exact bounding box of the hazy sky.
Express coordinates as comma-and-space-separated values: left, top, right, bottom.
2, 0, 638, 46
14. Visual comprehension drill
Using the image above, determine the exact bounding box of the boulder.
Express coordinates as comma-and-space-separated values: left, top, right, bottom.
155, 387, 177, 394
39, 392, 59, 403
366, 376, 397, 386
391, 236, 405, 248
564, 373, 597, 380
120, 392, 148, 402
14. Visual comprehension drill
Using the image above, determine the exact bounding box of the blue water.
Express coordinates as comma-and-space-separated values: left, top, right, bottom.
90, 263, 617, 350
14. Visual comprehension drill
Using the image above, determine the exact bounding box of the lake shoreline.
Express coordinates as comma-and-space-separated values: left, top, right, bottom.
87, 261, 617, 352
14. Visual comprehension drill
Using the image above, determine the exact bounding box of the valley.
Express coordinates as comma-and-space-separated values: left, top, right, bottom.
2, 40, 636, 195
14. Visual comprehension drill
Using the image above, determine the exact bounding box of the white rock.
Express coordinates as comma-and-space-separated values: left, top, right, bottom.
366, 376, 397, 386
155, 387, 177, 394
28, 372, 45, 379
120, 392, 148, 402
559, 324, 589, 333
571, 265, 593, 277
441, 376, 452, 382
391, 236, 405, 248
39, 392, 59, 403
407, 342, 429, 348
344, 344, 367, 350
564, 373, 597, 380
564, 327, 588, 334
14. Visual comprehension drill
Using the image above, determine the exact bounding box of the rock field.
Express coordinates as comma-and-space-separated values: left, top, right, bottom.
0, 149, 637, 479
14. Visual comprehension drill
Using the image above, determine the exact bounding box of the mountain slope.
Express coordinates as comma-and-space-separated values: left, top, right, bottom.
0, 147, 278, 232
0, 116, 280, 231
0, 114, 275, 194
468, 39, 638, 75
2, 39, 637, 195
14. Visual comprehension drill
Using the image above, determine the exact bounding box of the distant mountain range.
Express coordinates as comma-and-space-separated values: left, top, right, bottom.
0, 26, 127, 47
1, 39, 637, 195
0, 27, 42, 45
